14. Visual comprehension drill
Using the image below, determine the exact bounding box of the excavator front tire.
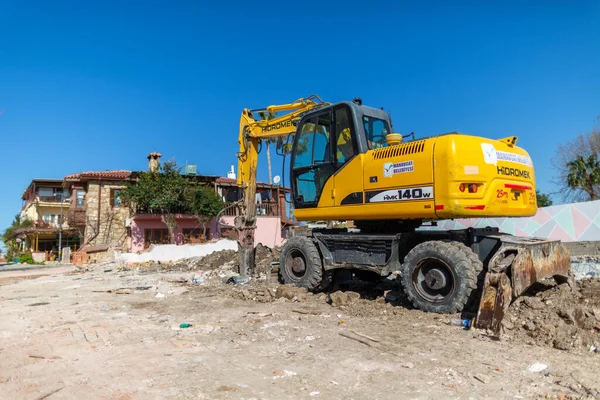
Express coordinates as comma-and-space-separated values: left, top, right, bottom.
279, 236, 329, 291
400, 241, 481, 314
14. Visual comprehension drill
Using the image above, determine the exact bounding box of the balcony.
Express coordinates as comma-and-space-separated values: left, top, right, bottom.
221, 202, 280, 217
34, 220, 61, 229
36, 196, 71, 204
29, 219, 71, 230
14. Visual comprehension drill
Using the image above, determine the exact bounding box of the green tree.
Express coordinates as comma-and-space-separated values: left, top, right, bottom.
535, 190, 553, 208
2, 215, 33, 260
187, 184, 224, 240
552, 119, 600, 201
120, 159, 225, 244
566, 154, 600, 201
120, 160, 189, 243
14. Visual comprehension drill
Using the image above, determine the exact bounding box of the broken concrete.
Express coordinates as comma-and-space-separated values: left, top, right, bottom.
570, 255, 600, 279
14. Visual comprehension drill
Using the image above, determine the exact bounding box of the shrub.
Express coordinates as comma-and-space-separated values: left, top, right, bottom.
18, 253, 36, 264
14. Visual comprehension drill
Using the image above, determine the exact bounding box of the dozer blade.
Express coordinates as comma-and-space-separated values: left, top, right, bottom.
474, 236, 572, 335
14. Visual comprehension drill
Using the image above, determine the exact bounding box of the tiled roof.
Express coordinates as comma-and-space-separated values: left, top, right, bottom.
65, 170, 132, 180
215, 177, 237, 184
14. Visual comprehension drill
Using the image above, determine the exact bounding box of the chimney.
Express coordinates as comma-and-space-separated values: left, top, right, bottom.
147, 152, 162, 172
227, 165, 236, 179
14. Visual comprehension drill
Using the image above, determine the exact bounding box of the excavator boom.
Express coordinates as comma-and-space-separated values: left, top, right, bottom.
235, 95, 329, 276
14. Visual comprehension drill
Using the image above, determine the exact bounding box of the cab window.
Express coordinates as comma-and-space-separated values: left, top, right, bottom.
292, 112, 334, 207
334, 106, 356, 167
364, 116, 390, 149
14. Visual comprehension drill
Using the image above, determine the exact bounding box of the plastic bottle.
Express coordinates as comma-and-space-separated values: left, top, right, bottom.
233, 277, 252, 285
449, 318, 472, 330
179, 323, 193, 329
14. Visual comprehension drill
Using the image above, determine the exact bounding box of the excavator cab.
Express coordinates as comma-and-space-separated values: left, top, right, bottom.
290, 101, 396, 210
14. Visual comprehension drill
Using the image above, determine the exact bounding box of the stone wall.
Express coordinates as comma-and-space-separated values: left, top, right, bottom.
84, 181, 130, 249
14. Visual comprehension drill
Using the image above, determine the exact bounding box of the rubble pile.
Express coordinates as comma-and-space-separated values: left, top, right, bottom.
254, 244, 281, 276
570, 255, 600, 279
93, 243, 600, 353
230, 283, 311, 303
503, 278, 600, 351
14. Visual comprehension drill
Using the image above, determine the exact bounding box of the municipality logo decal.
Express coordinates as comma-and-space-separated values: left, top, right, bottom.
384, 161, 414, 177
383, 162, 394, 177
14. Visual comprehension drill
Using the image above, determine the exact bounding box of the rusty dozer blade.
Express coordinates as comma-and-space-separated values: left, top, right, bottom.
474, 235, 572, 335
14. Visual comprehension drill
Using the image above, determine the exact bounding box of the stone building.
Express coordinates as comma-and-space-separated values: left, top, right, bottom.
63, 170, 133, 255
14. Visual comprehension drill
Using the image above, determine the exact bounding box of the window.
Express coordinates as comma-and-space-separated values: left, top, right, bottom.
110, 189, 123, 207
144, 229, 169, 248
183, 228, 209, 244
293, 120, 317, 168
43, 214, 60, 227
314, 114, 331, 164
38, 187, 54, 197
292, 112, 334, 208
335, 107, 356, 166
363, 115, 391, 150
223, 188, 241, 203
76, 190, 85, 207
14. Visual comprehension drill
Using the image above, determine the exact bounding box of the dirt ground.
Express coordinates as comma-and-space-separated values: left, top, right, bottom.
1, 251, 600, 399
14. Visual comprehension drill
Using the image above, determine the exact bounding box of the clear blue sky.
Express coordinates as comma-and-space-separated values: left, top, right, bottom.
1, 1, 599, 237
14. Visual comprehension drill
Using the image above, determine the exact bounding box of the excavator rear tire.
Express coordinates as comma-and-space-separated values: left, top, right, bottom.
400, 241, 480, 314
453, 242, 486, 312
279, 236, 326, 291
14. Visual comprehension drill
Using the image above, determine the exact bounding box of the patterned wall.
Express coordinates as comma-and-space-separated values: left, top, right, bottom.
421, 200, 600, 242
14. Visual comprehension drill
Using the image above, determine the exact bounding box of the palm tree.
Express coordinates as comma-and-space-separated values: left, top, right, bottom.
258, 111, 277, 184
566, 154, 600, 200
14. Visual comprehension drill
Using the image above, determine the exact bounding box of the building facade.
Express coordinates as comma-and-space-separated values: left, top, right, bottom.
16, 153, 291, 262
18, 179, 79, 261
63, 170, 133, 253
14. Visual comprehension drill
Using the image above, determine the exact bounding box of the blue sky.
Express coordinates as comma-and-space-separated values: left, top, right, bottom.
1, 1, 599, 237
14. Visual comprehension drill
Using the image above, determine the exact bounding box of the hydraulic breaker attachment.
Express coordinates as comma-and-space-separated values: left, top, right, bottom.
474, 235, 572, 335
234, 215, 255, 278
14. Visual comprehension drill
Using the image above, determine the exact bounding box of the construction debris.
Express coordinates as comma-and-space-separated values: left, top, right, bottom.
2, 244, 600, 399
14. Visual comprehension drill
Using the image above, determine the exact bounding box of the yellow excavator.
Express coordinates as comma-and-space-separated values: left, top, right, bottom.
234, 95, 571, 333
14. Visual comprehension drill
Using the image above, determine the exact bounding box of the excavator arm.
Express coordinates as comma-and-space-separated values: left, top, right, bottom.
235, 95, 329, 276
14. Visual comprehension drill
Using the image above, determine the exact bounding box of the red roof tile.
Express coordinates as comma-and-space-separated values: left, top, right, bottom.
65, 170, 132, 180
215, 177, 237, 184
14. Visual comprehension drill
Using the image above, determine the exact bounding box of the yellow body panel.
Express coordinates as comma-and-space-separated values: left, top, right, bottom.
433, 134, 536, 218
294, 133, 537, 222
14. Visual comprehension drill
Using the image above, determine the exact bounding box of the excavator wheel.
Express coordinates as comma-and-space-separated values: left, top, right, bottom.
279, 236, 329, 291
453, 242, 486, 312
400, 241, 481, 314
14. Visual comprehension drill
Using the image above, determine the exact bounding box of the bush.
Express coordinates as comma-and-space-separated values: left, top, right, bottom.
18, 253, 36, 264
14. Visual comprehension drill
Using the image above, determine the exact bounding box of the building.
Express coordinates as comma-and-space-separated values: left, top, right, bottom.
18, 179, 79, 261
63, 169, 133, 255
128, 153, 290, 253
16, 153, 291, 262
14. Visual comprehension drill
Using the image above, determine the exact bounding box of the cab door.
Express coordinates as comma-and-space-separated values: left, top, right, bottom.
291, 111, 335, 209
332, 104, 363, 207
